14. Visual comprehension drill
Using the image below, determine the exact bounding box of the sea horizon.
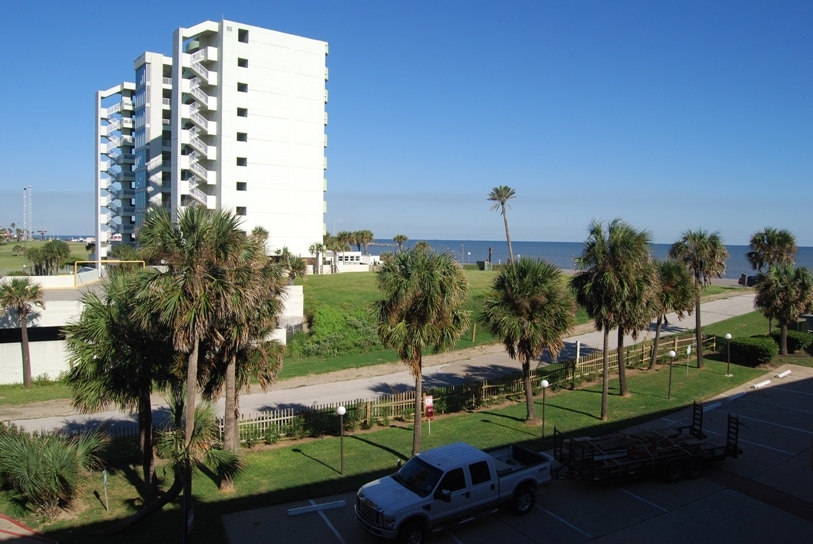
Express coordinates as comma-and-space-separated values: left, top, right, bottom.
369, 239, 813, 281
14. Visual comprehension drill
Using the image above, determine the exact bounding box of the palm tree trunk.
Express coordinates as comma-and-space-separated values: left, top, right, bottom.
412, 358, 423, 456
522, 357, 538, 422
138, 388, 155, 487
223, 356, 238, 453
780, 323, 788, 355
20, 320, 32, 388
185, 339, 199, 447
601, 325, 610, 421
501, 205, 514, 262
617, 327, 629, 396
649, 316, 663, 370
694, 293, 704, 368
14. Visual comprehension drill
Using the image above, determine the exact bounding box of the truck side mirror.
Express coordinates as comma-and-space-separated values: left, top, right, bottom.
435, 489, 452, 503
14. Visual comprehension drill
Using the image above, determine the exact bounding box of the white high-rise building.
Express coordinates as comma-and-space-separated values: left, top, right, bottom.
95, 20, 328, 258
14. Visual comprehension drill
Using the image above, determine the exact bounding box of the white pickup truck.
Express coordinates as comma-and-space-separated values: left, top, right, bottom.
355, 442, 552, 543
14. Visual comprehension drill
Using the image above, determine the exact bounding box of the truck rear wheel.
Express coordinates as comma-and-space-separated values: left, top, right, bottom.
685, 457, 705, 479
665, 461, 684, 483
511, 485, 536, 515
397, 520, 427, 544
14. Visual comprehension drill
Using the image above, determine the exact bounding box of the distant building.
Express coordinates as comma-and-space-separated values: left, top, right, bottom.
95, 20, 329, 259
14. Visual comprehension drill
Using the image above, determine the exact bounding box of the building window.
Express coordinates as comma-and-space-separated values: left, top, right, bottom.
236, 207, 247, 216
237, 132, 247, 142
237, 157, 247, 166
238, 29, 249, 43
237, 107, 248, 117
237, 182, 247, 191
238, 58, 248, 68
237, 82, 248, 93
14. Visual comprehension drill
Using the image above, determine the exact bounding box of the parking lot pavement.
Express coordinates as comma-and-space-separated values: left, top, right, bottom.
222, 364, 813, 544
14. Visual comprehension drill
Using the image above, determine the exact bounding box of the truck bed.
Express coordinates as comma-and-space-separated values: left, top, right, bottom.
487, 444, 548, 477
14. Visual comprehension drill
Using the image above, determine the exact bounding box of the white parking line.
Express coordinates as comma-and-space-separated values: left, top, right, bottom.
539, 506, 592, 538
310, 499, 345, 543
615, 487, 668, 513
737, 414, 813, 435
705, 429, 796, 456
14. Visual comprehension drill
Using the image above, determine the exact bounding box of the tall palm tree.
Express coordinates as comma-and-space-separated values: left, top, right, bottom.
479, 258, 574, 422
63, 270, 178, 487
614, 257, 657, 395
747, 227, 797, 333
393, 234, 408, 253
747, 227, 797, 273
309, 241, 326, 274
668, 229, 728, 369
374, 248, 470, 454
488, 186, 517, 262
136, 206, 246, 518
648, 260, 697, 369
570, 219, 652, 418
754, 264, 813, 355
356, 229, 375, 255
0, 277, 44, 388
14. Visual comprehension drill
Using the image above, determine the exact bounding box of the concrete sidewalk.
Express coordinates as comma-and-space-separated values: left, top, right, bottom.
4, 293, 756, 433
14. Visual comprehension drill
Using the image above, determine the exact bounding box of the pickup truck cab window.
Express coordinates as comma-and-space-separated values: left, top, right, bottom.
438, 468, 466, 493
392, 457, 442, 497
468, 460, 492, 485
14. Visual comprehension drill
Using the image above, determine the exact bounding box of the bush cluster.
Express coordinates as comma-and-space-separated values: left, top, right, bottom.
729, 336, 779, 366
770, 330, 812, 353
287, 306, 382, 358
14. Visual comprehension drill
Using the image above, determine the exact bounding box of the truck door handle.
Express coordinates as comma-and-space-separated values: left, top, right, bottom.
465, 492, 470, 498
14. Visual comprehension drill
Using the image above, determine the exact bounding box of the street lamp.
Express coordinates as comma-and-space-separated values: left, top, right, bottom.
336, 406, 346, 474
725, 333, 733, 377
667, 350, 676, 399
541, 379, 550, 437
333, 219, 343, 236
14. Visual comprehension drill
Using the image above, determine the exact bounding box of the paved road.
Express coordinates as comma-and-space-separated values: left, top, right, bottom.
4, 293, 756, 434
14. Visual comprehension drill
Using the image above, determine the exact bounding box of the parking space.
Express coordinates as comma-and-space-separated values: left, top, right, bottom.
222, 365, 813, 543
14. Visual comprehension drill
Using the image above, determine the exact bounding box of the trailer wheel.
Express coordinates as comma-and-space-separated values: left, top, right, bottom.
511, 485, 536, 515
685, 458, 705, 479
665, 461, 684, 483
397, 520, 427, 544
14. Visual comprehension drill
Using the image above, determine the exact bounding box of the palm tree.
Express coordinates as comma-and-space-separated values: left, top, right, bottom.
614, 257, 657, 395
570, 219, 651, 418
754, 264, 813, 355
357, 229, 375, 255
747, 227, 797, 333
668, 229, 728, 369
488, 185, 517, 262
0, 277, 44, 388
63, 270, 178, 487
393, 234, 408, 253
479, 258, 574, 422
648, 260, 697, 369
747, 227, 797, 273
374, 248, 470, 454
309, 241, 326, 274
136, 206, 247, 515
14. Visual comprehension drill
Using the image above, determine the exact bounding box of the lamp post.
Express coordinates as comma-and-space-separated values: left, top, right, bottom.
667, 350, 676, 400
725, 333, 733, 377
541, 379, 550, 437
333, 219, 343, 237
336, 406, 346, 474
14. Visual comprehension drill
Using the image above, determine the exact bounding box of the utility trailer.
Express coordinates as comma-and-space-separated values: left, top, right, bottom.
553, 402, 741, 482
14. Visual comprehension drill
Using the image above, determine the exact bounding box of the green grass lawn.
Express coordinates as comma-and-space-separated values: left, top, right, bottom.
0, 240, 91, 274
20, 351, 776, 544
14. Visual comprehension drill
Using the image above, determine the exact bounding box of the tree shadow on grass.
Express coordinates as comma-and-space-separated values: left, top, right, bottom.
348, 434, 408, 462
292, 447, 340, 475
478, 417, 539, 438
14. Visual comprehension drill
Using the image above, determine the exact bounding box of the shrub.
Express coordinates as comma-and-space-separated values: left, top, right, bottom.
730, 336, 779, 366
0, 429, 106, 517
770, 330, 812, 353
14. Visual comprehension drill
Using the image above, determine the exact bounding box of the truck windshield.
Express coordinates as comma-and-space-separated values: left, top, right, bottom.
392, 457, 442, 497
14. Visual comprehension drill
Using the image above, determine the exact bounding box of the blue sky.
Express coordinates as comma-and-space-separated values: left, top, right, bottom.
0, 0, 810, 245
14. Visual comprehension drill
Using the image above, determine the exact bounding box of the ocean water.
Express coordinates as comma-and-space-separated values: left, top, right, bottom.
370, 239, 813, 281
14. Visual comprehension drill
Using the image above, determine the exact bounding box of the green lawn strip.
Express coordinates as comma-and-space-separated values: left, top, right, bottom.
0, 240, 90, 272
33, 356, 768, 543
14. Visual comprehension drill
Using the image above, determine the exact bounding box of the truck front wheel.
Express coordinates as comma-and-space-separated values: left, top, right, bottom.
397, 519, 427, 544
511, 485, 536, 515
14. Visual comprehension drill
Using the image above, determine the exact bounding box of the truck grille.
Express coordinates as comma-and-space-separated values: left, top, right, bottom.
357, 496, 379, 525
